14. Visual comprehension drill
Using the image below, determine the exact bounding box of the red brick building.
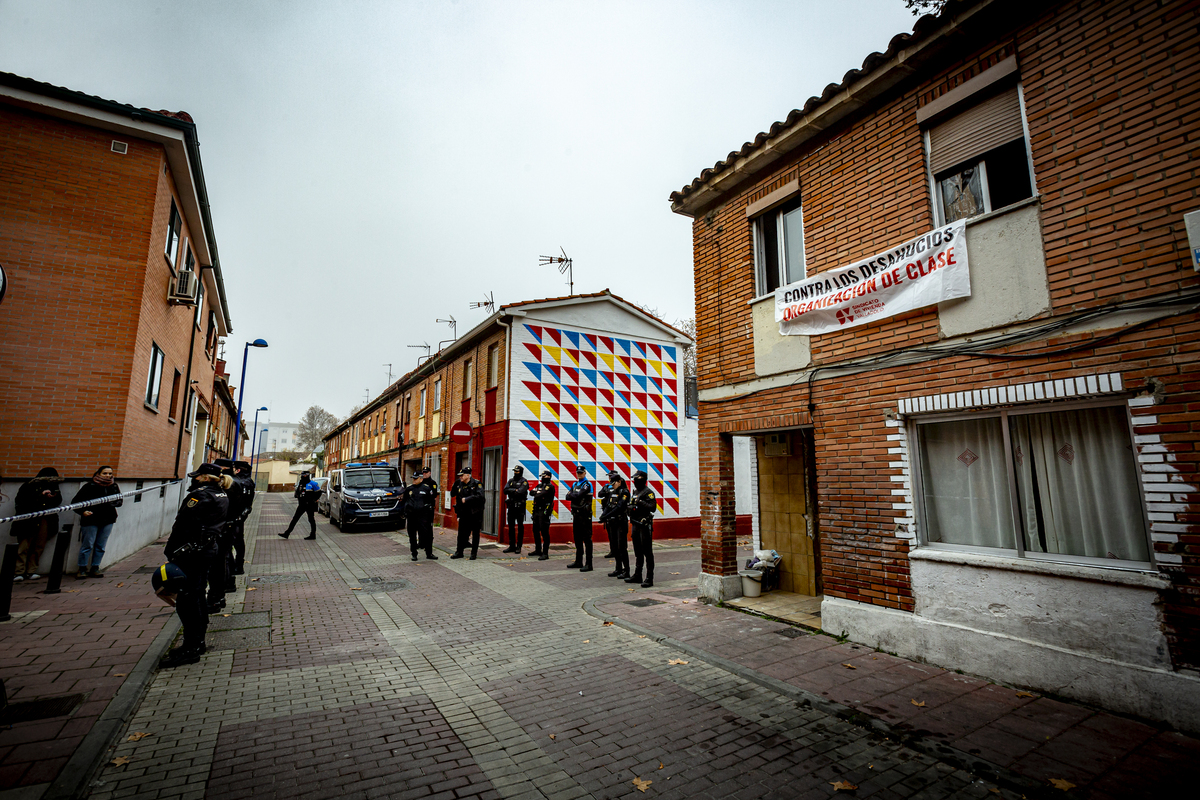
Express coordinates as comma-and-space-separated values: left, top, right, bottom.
675, 0, 1200, 729
0, 72, 234, 567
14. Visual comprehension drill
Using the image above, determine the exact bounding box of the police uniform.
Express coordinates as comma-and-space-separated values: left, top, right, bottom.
503, 467, 529, 553
401, 471, 438, 560
231, 460, 255, 574
281, 476, 320, 539
162, 465, 229, 665
451, 469, 486, 559
598, 473, 631, 579
207, 459, 247, 611
565, 470, 594, 571
529, 472, 556, 560
626, 471, 657, 588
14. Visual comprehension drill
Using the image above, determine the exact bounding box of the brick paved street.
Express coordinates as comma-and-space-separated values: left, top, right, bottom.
9, 493, 1188, 800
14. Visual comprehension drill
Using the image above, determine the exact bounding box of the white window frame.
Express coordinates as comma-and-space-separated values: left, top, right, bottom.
752, 198, 806, 298
925, 83, 1038, 227
908, 397, 1155, 571
487, 344, 499, 387
165, 201, 182, 269
420, 386, 427, 417
462, 359, 473, 400
433, 377, 442, 411
144, 343, 166, 410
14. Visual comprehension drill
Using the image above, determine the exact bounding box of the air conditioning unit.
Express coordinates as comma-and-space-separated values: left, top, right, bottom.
763, 433, 791, 457
168, 270, 198, 304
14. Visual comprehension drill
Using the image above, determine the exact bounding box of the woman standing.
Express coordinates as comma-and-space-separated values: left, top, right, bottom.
11, 467, 63, 581
71, 466, 123, 578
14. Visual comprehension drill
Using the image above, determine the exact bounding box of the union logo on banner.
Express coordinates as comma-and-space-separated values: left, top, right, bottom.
774, 219, 971, 336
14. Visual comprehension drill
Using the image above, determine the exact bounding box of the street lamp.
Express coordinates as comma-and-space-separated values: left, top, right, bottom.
232, 338, 268, 460
250, 406, 268, 484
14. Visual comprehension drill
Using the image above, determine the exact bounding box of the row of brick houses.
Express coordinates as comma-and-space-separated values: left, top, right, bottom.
0, 72, 243, 569
678, 0, 1200, 731
322, 291, 740, 542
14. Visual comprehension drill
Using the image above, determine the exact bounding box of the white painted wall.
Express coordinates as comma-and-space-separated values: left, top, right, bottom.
1, 479, 184, 575
821, 551, 1200, 732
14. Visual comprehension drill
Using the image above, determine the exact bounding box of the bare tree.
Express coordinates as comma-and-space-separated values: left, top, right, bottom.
297, 405, 340, 453
676, 317, 697, 377
904, 0, 947, 15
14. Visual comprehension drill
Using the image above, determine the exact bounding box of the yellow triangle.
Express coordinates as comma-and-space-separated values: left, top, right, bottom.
545, 345, 562, 364
599, 443, 614, 459
633, 409, 648, 426
544, 441, 560, 458
600, 353, 615, 370
561, 441, 577, 459
616, 444, 630, 460
581, 404, 597, 422
599, 407, 614, 424
663, 362, 676, 379
616, 355, 629, 373
543, 402, 560, 421
647, 409, 661, 427
561, 349, 578, 367
522, 400, 542, 419
649, 444, 663, 460
649, 360, 662, 376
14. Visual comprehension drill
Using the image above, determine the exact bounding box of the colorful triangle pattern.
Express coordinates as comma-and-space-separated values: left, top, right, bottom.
510, 323, 682, 517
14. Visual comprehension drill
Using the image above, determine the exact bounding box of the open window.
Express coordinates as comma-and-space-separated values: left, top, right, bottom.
926, 85, 1034, 223
752, 196, 805, 296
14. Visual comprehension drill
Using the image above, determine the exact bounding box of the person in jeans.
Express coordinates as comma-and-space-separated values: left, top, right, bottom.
71, 465, 123, 578
12, 467, 62, 581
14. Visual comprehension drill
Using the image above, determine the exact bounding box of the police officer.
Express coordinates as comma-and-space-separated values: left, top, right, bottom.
450, 467, 485, 559
503, 466, 529, 554
529, 470, 556, 560
625, 470, 657, 588
565, 465, 594, 572
230, 460, 255, 575
598, 470, 631, 580
400, 469, 439, 561
161, 463, 229, 668
280, 474, 321, 540
207, 458, 248, 612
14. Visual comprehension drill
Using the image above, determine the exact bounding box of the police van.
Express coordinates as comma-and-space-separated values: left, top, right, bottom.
325, 462, 405, 530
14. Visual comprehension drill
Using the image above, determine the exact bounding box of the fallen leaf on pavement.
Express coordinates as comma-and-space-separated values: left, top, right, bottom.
1015, 691, 1036, 698
251, 578, 260, 581
830, 781, 858, 791
911, 699, 926, 707
842, 663, 857, 669
126, 732, 151, 742
632, 777, 652, 792
222, 614, 231, 617
628, 588, 636, 592
117, 582, 124, 587
658, 762, 664, 770
351, 588, 361, 591
582, 640, 590, 643
638, 635, 647, 639
670, 572, 680, 575
1049, 779, 1076, 791
603, 621, 614, 626
110, 757, 131, 767
668, 659, 689, 665
549, 734, 556, 739
682, 600, 690, 604
989, 790, 1001, 795
112, 673, 126, 677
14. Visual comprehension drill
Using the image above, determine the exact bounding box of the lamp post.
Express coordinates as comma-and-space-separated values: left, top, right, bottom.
232, 339, 268, 460
250, 405, 268, 470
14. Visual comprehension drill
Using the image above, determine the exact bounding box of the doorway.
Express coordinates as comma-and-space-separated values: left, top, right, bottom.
481, 447, 503, 536
756, 430, 821, 595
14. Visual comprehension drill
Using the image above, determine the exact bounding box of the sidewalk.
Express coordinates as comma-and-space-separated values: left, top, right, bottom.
589, 589, 1199, 798
0, 544, 179, 799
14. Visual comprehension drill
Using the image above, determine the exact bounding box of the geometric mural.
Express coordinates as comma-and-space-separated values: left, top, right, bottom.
509, 322, 682, 518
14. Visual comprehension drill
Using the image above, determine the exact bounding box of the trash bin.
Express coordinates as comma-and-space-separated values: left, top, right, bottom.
739, 570, 763, 598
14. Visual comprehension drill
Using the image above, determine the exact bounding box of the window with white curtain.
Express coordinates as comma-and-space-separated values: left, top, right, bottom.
752, 197, 805, 296
913, 401, 1150, 566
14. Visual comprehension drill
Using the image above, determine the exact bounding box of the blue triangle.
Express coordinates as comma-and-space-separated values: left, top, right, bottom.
632, 375, 647, 391
632, 340, 647, 358
582, 333, 597, 351
521, 459, 542, 475
662, 345, 676, 361
564, 330, 580, 348
615, 426, 630, 442
664, 429, 678, 445
616, 338, 631, 354
524, 324, 543, 343
561, 422, 579, 440
524, 362, 542, 382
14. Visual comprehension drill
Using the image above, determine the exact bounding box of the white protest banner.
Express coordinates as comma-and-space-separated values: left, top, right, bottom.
775, 219, 970, 335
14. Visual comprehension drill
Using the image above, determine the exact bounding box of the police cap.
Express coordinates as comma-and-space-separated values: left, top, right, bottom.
188, 463, 222, 478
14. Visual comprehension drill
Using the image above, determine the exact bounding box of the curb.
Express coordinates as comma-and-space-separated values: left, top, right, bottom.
40, 613, 181, 800
582, 595, 1052, 800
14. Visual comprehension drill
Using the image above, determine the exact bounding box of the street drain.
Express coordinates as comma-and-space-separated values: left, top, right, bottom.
357, 577, 411, 593
252, 574, 308, 584
208, 611, 271, 631
550, 545, 573, 551
207, 627, 272, 651
625, 598, 665, 607
133, 566, 158, 574
775, 627, 810, 639
0, 693, 86, 724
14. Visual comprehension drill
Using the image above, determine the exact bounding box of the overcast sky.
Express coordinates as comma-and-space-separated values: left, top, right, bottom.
2, 0, 917, 427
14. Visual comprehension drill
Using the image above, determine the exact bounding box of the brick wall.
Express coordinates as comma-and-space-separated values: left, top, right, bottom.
689, 0, 1200, 667
0, 105, 219, 479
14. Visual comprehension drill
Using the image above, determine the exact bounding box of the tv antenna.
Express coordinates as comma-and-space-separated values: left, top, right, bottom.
539, 247, 573, 295
407, 342, 431, 367
469, 291, 496, 314
383, 363, 393, 384
436, 316, 457, 351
